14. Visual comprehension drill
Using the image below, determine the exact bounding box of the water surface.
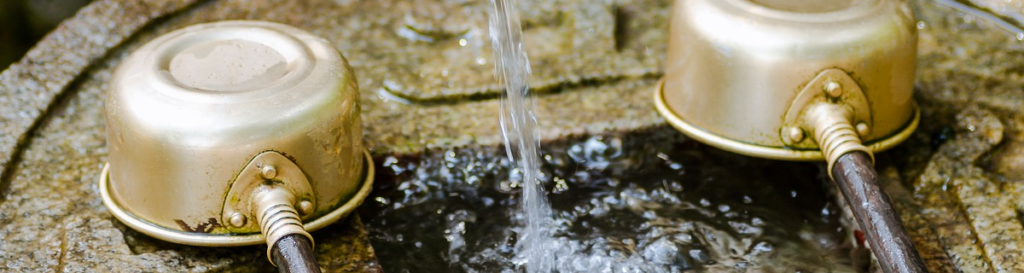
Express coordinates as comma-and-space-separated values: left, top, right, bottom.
360, 128, 861, 272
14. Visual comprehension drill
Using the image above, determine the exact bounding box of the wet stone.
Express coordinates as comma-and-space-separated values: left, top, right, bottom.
895, 106, 1024, 272
141, 0, 668, 155
983, 114, 1024, 180
368, 0, 667, 102
3, 0, 1024, 272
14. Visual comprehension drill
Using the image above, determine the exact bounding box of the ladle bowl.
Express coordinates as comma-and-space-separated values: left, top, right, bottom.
100, 21, 373, 247
654, 1, 927, 271
655, 0, 919, 162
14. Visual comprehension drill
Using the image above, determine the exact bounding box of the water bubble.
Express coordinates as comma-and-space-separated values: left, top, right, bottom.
751, 241, 773, 255
567, 136, 623, 170
728, 221, 762, 236
397, 180, 431, 205
444, 150, 458, 163
573, 171, 590, 182
508, 167, 523, 183
553, 177, 570, 193
669, 163, 683, 170
498, 180, 517, 192
674, 233, 693, 244
466, 175, 481, 185
665, 180, 683, 192
642, 211, 657, 220
688, 249, 710, 263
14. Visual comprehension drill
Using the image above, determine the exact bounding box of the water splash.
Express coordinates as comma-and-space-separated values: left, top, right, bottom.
488, 0, 555, 272
360, 130, 860, 272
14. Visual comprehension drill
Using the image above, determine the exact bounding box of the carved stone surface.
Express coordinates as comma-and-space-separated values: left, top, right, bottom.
2, 0, 1024, 272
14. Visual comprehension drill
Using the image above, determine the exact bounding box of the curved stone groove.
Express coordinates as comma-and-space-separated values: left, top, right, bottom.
356, 0, 669, 103
4, 0, 1024, 272
0, 0, 205, 193
911, 106, 1024, 272
378, 73, 662, 106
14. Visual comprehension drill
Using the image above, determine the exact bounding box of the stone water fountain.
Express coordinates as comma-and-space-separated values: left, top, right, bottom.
2, 0, 1024, 272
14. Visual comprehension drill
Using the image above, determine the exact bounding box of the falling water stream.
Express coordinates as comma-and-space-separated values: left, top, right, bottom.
488, 0, 555, 272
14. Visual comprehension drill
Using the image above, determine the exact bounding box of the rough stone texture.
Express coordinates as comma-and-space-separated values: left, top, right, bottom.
368, 0, 667, 102
135, 0, 669, 155
898, 106, 1022, 272
891, 0, 1024, 271
0, 0, 202, 183
2, 0, 1024, 271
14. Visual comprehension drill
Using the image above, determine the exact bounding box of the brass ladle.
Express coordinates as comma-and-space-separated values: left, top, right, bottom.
100, 21, 374, 272
654, 0, 927, 271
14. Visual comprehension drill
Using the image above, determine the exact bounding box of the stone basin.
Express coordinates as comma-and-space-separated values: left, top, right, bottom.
2, 0, 1024, 272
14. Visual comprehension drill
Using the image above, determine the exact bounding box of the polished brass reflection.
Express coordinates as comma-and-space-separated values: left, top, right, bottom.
655, 1, 926, 270
99, 21, 373, 249
655, 0, 919, 166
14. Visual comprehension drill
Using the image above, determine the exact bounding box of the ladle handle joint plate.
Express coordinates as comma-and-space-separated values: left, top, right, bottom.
781, 68, 874, 174
221, 151, 316, 234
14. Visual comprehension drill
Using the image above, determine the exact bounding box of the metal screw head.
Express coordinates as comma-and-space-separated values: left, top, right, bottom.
787, 126, 805, 143
298, 200, 314, 215
824, 81, 842, 98
229, 213, 247, 227
260, 165, 277, 179
856, 122, 870, 137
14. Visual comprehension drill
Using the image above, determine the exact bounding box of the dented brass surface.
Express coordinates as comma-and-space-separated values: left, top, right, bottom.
658, 0, 918, 160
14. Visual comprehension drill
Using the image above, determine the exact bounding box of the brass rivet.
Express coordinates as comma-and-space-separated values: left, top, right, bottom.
856, 122, 870, 137
260, 165, 277, 179
787, 127, 805, 143
298, 200, 314, 215
824, 81, 842, 98
229, 213, 247, 227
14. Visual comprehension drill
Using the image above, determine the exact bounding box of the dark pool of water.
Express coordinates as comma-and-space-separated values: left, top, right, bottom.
359, 127, 862, 272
